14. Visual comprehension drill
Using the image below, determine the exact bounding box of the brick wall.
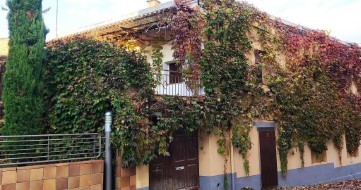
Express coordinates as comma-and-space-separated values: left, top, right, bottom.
0, 160, 103, 190
115, 156, 136, 190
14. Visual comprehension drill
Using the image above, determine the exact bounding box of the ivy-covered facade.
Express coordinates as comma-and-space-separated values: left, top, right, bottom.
52, 1, 361, 190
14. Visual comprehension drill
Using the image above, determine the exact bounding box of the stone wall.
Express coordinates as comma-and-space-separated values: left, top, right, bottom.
0, 160, 103, 190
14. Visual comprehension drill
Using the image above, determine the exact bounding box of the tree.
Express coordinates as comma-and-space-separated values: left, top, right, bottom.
2, 0, 46, 135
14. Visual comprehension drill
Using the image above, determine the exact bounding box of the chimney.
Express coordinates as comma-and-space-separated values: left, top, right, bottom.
147, 0, 161, 7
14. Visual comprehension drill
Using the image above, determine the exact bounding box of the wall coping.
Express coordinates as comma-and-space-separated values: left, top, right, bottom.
0, 159, 103, 171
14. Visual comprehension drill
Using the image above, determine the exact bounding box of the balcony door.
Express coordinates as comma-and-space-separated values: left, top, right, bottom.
168, 62, 182, 84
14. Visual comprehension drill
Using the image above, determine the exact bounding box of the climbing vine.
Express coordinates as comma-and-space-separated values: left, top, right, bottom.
252, 10, 361, 176
199, 0, 257, 177
166, 0, 204, 90
46, 0, 361, 183
170, 0, 361, 179
150, 44, 163, 83
45, 38, 155, 167
232, 125, 251, 176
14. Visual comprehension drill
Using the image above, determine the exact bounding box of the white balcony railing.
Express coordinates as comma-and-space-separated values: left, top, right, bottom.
154, 71, 205, 97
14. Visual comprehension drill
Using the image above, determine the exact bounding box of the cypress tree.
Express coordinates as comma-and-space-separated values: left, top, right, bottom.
2, 0, 46, 135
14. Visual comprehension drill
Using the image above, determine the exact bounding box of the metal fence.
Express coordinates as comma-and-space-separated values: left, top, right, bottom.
155, 71, 205, 97
0, 133, 101, 167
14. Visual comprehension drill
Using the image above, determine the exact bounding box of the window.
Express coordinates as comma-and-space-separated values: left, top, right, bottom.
254, 50, 265, 65
254, 50, 266, 84
168, 62, 182, 84
311, 150, 327, 164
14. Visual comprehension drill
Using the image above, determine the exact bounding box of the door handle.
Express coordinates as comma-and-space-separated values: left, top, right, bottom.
175, 166, 185, 170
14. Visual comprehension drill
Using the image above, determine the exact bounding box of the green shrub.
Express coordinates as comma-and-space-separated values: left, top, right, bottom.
2, 0, 46, 135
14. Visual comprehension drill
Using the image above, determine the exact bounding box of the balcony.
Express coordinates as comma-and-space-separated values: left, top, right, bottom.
155, 70, 205, 97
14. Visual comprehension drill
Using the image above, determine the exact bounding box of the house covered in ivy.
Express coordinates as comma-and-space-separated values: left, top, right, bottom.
51, 0, 361, 190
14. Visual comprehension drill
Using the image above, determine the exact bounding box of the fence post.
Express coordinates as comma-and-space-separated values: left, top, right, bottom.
105, 112, 112, 190
47, 136, 50, 161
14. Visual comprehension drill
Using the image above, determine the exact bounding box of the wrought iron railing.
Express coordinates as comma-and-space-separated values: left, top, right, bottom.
155, 71, 205, 97
0, 133, 101, 167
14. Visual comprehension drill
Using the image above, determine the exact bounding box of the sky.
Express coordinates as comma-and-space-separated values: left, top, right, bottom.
0, 0, 360, 44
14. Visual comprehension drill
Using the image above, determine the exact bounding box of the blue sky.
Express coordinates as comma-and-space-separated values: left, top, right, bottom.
0, 0, 360, 44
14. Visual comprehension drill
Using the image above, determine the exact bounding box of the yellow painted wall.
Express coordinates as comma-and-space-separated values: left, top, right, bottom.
136, 165, 149, 189
199, 131, 232, 176
232, 125, 261, 177
210, 123, 361, 179
0, 38, 9, 56
143, 42, 174, 70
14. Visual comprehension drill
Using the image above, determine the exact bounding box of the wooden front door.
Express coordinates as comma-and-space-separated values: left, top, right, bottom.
259, 128, 278, 189
150, 131, 199, 190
